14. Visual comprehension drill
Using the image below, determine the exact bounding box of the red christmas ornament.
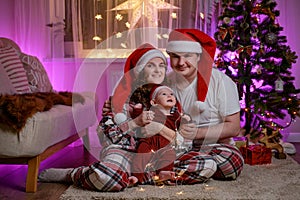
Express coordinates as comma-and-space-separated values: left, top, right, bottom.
215, 58, 223, 67
259, 44, 265, 55
230, 60, 237, 68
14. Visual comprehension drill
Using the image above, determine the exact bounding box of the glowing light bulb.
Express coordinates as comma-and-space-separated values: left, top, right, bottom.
200, 12, 205, 19
115, 14, 123, 21
95, 14, 103, 20
115, 32, 122, 38
125, 22, 131, 28
171, 12, 177, 19
92, 36, 101, 41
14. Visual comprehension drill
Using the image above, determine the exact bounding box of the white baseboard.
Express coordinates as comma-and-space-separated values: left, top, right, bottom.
286, 132, 300, 142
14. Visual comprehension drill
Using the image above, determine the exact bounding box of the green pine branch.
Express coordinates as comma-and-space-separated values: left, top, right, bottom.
214, 0, 300, 139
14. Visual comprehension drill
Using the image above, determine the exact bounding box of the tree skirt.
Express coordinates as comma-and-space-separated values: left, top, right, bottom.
60, 156, 300, 200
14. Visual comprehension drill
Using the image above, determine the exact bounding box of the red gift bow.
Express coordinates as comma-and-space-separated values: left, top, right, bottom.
219, 26, 235, 40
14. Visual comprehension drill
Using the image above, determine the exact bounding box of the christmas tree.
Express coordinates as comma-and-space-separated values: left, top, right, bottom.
214, 0, 300, 142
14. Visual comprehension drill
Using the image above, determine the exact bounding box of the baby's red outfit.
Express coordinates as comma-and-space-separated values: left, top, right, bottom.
132, 106, 180, 184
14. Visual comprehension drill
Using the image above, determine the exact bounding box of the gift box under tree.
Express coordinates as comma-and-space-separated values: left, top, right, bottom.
240, 144, 272, 165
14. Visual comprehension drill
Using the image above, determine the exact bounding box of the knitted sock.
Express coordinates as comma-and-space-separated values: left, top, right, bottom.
38, 168, 73, 183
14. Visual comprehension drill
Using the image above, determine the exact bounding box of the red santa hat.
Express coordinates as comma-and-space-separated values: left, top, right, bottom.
111, 43, 167, 124
150, 85, 173, 100
166, 29, 216, 102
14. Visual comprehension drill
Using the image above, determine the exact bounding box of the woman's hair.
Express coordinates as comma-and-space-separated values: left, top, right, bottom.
129, 83, 154, 110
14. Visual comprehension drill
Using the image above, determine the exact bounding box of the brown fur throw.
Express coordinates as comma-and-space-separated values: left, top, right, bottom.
0, 91, 85, 133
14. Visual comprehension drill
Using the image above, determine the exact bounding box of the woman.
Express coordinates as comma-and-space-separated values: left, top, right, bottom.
38, 43, 174, 191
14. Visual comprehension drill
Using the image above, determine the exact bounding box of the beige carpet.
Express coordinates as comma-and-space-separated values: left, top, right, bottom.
60, 156, 300, 200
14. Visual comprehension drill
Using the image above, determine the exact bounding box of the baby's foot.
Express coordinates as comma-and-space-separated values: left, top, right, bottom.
128, 176, 138, 187
38, 168, 73, 183
159, 171, 175, 181
154, 171, 176, 185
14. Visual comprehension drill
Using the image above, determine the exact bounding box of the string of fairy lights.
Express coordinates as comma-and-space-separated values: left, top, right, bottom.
92, 0, 207, 50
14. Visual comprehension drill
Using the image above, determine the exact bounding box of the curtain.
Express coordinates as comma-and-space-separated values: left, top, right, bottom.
13, 0, 70, 91
14, 0, 51, 60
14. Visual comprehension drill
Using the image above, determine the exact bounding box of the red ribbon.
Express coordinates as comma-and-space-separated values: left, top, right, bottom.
252, 4, 275, 20
236, 45, 253, 55
219, 26, 235, 40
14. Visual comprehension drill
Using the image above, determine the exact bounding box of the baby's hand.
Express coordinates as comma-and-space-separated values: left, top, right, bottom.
181, 113, 192, 124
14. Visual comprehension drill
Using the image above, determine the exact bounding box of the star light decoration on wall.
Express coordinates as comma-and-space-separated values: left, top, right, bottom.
93, 0, 179, 54
110, 0, 179, 30
106, 0, 179, 49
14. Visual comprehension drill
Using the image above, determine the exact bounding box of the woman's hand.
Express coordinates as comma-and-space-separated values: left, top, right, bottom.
139, 121, 177, 142
102, 97, 112, 116
132, 110, 155, 128
141, 121, 164, 137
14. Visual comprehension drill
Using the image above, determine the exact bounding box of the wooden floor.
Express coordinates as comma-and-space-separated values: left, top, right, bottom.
0, 139, 98, 200
0, 140, 300, 200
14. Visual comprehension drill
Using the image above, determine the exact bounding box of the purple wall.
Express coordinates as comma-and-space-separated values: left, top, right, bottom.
276, 0, 300, 135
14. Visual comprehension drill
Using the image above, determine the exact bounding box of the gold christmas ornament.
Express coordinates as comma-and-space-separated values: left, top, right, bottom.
223, 17, 231, 24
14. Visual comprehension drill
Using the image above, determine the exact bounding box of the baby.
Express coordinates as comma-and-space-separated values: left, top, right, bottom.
130, 84, 191, 185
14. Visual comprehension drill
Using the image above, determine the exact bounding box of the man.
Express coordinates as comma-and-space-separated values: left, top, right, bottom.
100, 29, 244, 184
165, 29, 244, 181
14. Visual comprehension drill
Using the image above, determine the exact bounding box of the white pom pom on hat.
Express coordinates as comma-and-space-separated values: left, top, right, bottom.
194, 101, 208, 113
114, 113, 127, 125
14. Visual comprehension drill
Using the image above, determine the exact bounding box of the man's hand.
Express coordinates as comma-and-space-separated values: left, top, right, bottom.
178, 122, 197, 140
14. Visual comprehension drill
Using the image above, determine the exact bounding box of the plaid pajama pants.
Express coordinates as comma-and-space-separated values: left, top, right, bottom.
68, 143, 243, 191
173, 143, 244, 184
68, 146, 134, 192
138, 143, 244, 185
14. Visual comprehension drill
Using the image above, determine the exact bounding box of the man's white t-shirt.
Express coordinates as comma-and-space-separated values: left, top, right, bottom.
168, 67, 240, 130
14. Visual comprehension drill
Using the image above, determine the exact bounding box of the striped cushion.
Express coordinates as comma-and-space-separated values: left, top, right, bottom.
0, 62, 17, 94
20, 53, 53, 93
0, 45, 31, 94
